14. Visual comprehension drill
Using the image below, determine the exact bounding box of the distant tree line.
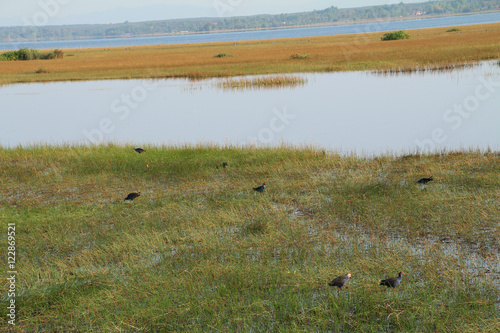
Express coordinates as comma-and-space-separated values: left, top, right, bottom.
0, 0, 498, 42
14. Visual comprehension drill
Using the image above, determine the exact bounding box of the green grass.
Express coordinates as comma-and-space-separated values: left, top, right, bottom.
290, 53, 309, 59
0, 145, 499, 331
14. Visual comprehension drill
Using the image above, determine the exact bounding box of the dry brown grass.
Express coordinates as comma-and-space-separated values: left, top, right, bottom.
1, 22, 499, 84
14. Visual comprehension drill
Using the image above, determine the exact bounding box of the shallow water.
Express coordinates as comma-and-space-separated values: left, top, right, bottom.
1, 61, 499, 155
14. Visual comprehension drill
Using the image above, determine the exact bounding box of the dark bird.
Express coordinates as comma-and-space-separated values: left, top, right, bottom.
134, 148, 146, 154
253, 183, 266, 192
328, 273, 352, 293
124, 192, 140, 201
222, 162, 228, 169
417, 176, 433, 184
380, 272, 405, 288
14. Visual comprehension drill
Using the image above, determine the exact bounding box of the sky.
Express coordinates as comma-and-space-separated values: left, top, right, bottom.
0, 0, 428, 27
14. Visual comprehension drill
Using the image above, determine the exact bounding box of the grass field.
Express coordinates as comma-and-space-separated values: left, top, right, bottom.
0, 145, 499, 331
1, 22, 500, 85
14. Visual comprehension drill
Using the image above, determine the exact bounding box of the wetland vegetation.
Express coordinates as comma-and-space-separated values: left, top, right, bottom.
215, 74, 306, 90
1, 22, 499, 85
0, 145, 498, 331
1, 11, 499, 330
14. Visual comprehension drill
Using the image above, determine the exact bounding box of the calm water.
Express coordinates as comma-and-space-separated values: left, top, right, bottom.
1, 61, 499, 155
1, 12, 500, 50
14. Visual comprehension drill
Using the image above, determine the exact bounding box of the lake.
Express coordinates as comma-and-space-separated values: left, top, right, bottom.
1, 61, 499, 155
1, 12, 500, 50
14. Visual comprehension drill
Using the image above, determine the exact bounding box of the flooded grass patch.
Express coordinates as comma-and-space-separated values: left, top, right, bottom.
0, 146, 498, 330
215, 74, 307, 90
371, 61, 477, 76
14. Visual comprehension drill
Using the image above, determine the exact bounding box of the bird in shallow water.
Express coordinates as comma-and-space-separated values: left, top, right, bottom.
134, 148, 146, 154
124, 192, 141, 201
328, 273, 352, 294
253, 183, 266, 193
380, 272, 405, 288
417, 176, 433, 184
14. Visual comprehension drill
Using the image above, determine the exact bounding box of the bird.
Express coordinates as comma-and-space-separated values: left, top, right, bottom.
328, 273, 352, 293
124, 192, 140, 201
380, 272, 405, 288
134, 148, 146, 154
253, 183, 266, 193
417, 176, 433, 184
222, 162, 228, 169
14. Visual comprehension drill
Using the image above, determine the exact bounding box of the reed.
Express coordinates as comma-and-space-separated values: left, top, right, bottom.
371, 61, 476, 75
0, 22, 499, 85
0, 145, 498, 331
216, 74, 307, 90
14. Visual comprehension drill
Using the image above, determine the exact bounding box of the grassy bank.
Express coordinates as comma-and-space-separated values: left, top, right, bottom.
0, 145, 499, 331
1, 22, 500, 85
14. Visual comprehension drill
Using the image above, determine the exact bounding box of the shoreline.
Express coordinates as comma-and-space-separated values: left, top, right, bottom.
1, 22, 499, 85
2, 10, 500, 44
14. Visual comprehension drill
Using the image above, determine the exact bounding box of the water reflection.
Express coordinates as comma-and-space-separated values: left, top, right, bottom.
0, 61, 499, 155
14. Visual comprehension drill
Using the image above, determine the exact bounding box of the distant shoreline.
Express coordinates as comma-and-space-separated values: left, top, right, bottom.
1, 9, 500, 44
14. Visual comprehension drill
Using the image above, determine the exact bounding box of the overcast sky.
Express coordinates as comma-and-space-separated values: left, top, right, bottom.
0, 0, 428, 27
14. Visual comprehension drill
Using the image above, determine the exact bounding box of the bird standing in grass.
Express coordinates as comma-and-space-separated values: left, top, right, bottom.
417, 176, 433, 184
222, 162, 228, 169
328, 273, 352, 294
380, 272, 405, 288
134, 148, 146, 154
253, 183, 266, 193
124, 192, 141, 201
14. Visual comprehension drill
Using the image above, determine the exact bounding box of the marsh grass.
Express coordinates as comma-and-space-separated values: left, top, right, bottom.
1, 22, 500, 85
0, 145, 498, 331
371, 61, 476, 76
216, 74, 307, 90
